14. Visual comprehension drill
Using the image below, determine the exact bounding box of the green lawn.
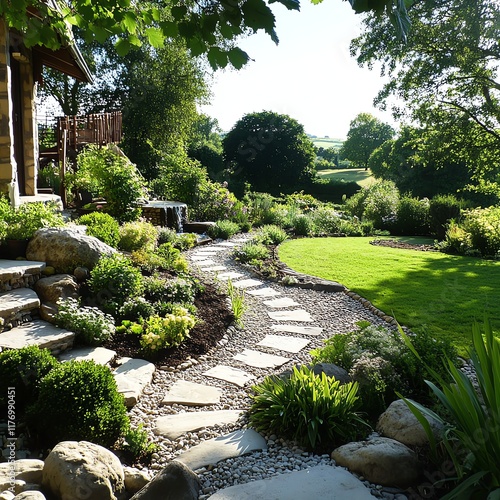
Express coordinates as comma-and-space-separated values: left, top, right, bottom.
278, 237, 500, 354
312, 137, 344, 150
317, 168, 375, 188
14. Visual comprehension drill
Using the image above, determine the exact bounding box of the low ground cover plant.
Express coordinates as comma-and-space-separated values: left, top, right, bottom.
208, 220, 240, 240
28, 360, 129, 448
249, 366, 368, 451
55, 297, 116, 346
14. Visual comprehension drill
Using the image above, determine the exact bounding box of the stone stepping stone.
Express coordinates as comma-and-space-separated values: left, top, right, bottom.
267, 309, 313, 322
113, 357, 155, 407
217, 272, 244, 281
59, 346, 116, 365
154, 410, 243, 440
198, 247, 226, 252
200, 265, 227, 272
213, 241, 236, 247
0, 288, 40, 319
232, 279, 263, 289
207, 465, 376, 499
161, 380, 222, 407
176, 429, 267, 471
194, 259, 216, 266
0, 319, 75, 351
203, 365, 256, 387
263, 297, 300, 308
231, 237, 248, 243
234, 349, 290, 369
271, 324, 323, 336
192, 255, 217, 261
257, 334, 310, 354
246, 287, 281, 297
0, 260, 46, 281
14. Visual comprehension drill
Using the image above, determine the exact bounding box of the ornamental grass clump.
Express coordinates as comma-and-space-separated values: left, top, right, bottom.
249, 366, 368, 451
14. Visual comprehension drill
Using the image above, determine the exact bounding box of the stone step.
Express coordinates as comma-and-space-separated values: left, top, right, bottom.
0, 288, 40, 320
200, 266, 227, 272
113, 357, 156, 407
207, 465, 376, 499
0, 259, 46, 284
233, 349, 290, 369
59, 346, 117, 365
232, 279, 263, 289
263, 297, 300, 308
161, 380, 222, 407
203, 365, 256, 387
217, 272, 244, 281
246, 287, 281, 297
271, 324, 323, 336
0, 319, 75, 352
176, 429, 267, 471
154, 410, 243, 440
257, 334, 310, 354
267, 309, 313, 322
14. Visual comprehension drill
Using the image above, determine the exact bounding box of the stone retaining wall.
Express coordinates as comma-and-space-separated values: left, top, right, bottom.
0, 270, 41, 293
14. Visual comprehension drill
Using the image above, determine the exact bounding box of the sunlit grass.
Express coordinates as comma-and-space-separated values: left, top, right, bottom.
317, 168, 375, 188
278, 237, 500, 355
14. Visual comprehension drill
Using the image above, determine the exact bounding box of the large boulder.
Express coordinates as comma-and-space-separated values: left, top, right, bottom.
331, 437, 421, 488
377, 399, 444, 447
34, 274, 79, 305
130, 461, 200, 500
27, 228, 116, 273
42, 441, 125, 500
0, 460, 44, 492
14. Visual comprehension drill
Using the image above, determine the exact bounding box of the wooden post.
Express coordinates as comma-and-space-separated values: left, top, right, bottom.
60, 129, 67, 207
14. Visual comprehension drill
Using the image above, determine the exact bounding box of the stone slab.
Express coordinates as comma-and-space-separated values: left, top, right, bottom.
263, 297, 300, 308
271, 324, 323, 336
197, 247, 226, 252
192, 255, 217, 261
203, 365, 256, 387
213, 242, 236, 247
217, 272, 244, 281
232, 279, 263, 289
194, 259, 216, 266
176, 429, 267, 471
113, 357, 155, 407
0, 288, 40, 319
200, 266, 227, 272
59, 346, 116, 365
154, 410, 243, 439
162, 380, 222, 406
0, 260, 46, 281
246, 287, 281, 297
234, 349, 290, 369
0, 319, 75, 351
257, 334, 310, 353
207, 465, 376, 499
267, 309, 313, 322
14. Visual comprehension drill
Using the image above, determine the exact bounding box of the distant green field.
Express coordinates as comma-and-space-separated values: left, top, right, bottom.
317, 168, 375, 187
311, 137, 344, 150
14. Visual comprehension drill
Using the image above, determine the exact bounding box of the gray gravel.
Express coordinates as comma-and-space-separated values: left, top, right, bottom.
128, 234, 409, 499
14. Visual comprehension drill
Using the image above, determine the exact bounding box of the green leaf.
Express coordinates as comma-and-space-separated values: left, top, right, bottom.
207, 47, 229, 69
160, 21, 178, 38
122, 11, 137, 34
228, 47, 249, 69
90, 25, 110, 44
115, 38, 131, 57
188, 37, 206, 57
241, 0, 276, 33
220, 23, 235, 39
171, 5, 188, 21
270, 0, 301, 10
145, 27, 164, 48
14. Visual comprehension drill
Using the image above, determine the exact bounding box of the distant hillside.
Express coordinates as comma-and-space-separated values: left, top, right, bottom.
310, 137, 344, 150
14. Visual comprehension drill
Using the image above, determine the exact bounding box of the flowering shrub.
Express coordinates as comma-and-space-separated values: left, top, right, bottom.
55, 297, 115, 346
462, 206, 500, 257
143, 275, 197, 304
118, 220, 158, 252
140, 307, 196, 352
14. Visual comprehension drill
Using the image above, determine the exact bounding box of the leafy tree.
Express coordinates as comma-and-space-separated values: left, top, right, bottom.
223, 111, 316, 195
340, 113, 395, 169
352, 0, 500, 192
2, 0, 411, 69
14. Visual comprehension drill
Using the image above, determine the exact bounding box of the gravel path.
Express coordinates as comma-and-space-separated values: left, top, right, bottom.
128, 235, 408, 500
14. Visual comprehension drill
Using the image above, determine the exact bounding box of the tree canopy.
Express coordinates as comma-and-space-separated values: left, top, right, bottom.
340, 113, 394, 169
2, 0, 411, 69
351, 0, 500, 192
223, 111, 316, 194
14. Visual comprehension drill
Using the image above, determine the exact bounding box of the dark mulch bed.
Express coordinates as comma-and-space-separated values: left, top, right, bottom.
102, 283, 234, 368
370, 238, 437, 252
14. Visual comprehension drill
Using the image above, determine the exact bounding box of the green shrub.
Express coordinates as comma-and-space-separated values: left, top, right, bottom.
243, 191, 277, 226
119, 220, 158, 252
28, 360, 129, 447
256, 224, 288, 245
140, 307, 196, 352
77, 212, 120, 247
227, 278, 246, 328
55, 297, 115, 345
208, 220, 240, 240
118, 297, 155, 321
402, 320, 500, 499
156, 243, 189, 272
233, 241, 269, 263
429, 194, 462, 240
89, 254, 144, 312
437, 221, 472, 255
291, 214, 315, 236
71, 145, 146, 222
392, 196, 430, 236
143, 275, 196, 304
0, 346, 57, 412
462, 206, 500, 257
249, 366, 367, 451
309, 207, 341, 235
121, 424, 157, 460
157, 227, 177, 245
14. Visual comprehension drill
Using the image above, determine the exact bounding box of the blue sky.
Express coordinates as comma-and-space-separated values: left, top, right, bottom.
201, 0, 396, 139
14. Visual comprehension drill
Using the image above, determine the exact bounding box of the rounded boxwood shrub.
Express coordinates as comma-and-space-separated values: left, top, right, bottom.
28, 360, 129, 448
392, 196, 430, 236
77, 212, 120, 247
0, 346, 57, 413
